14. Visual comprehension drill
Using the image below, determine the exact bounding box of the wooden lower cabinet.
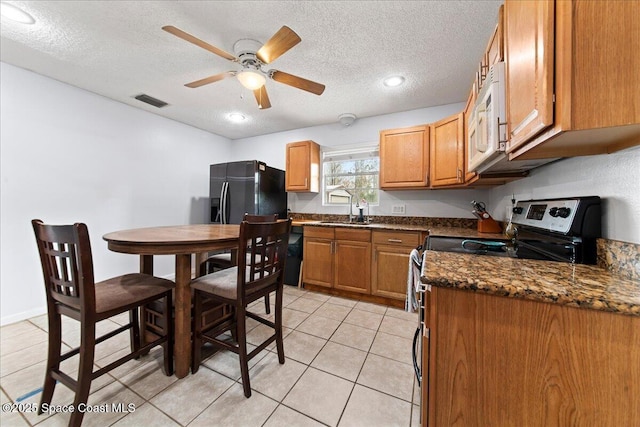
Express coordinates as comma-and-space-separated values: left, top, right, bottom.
334, 238, 370, 294
423, 286, 640, 426
302, 227, 334, 288
303, 226, 371, 294
371, 230, 421, 300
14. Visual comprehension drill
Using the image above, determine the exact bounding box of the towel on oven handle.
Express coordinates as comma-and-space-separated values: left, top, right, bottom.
405, 248, 422, 312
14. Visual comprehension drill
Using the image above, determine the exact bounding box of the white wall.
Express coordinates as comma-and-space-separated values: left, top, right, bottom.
488, 145, 640, 244
230, 103, 489, 218
0, 62, 232, 325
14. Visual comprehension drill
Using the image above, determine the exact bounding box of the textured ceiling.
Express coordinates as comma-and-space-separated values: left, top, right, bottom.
1, 1, 503, 139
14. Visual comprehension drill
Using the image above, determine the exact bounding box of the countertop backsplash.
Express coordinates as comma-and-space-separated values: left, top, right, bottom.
597, 239, 640, 281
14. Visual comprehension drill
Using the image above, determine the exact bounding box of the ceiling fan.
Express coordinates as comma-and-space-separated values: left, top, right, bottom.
162, 25, 325, 110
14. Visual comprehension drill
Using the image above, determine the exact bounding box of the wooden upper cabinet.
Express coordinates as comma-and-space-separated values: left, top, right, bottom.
505, 0, 640, 160
285, 140, 320, 192
486, 5, 504, 66
504, 0, 555, 153
430, 113, 464, 187
477, 6, 503, 92
380, 126, 430, 189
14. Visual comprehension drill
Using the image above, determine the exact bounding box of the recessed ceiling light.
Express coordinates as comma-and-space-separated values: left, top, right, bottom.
1, 3, 35, 24
383, 76, 405, 87
227, 113, 246, 123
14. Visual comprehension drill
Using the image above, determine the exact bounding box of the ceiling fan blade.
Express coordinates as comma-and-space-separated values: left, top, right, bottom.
162, 25, 237, 62
253, 86, 271, 109
185, 72, 234, 88
256, 26, 301, 64
271, 70, 325, 95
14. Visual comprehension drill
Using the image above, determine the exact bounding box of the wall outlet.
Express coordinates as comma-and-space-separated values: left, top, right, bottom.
392, 204, 406, 214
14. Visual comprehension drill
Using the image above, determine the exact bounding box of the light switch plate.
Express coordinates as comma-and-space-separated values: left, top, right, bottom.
392, 204, 406, 214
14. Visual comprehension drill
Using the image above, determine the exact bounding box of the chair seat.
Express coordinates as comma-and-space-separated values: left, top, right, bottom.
192, 267, 239, 299
95, 273, 175, 318
191, 266, 274, 301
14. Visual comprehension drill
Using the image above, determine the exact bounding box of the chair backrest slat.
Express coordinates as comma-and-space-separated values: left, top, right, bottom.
32, 219, 96, 314
236, 217, 291, 301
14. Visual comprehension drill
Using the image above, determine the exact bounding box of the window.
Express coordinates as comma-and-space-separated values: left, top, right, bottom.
322, 144, 380, 205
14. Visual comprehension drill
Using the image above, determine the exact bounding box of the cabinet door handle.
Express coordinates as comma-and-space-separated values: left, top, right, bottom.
457, 168, 462, 182
388, 239, 403, 243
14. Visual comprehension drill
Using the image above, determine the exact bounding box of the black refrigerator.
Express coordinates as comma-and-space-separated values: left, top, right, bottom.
209, 160, 287, 224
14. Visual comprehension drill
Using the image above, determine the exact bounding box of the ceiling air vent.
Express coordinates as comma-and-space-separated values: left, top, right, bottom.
134, 94, 168, 108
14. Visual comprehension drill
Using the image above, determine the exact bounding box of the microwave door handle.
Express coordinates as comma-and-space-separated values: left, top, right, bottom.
476, 108, 488, 152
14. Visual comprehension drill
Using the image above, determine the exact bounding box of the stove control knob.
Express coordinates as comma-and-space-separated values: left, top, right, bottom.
557, 207, 571, 218
513, 207, 523, 214
549, 207, 559, 217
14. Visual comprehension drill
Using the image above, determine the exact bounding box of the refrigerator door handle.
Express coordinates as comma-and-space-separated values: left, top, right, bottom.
213, 182, 225, 223
221, 181, 229, 224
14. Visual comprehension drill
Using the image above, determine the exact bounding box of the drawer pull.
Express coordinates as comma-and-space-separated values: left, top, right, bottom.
388, 238, 403, 243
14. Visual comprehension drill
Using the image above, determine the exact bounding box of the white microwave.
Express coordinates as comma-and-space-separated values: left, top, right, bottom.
468, 62, 507, 173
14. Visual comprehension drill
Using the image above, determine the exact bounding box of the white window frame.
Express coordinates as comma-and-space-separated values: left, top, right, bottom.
322, 144, 380, 206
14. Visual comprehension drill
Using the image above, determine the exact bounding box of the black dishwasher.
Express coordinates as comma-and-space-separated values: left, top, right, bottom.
284, 225, 303, 286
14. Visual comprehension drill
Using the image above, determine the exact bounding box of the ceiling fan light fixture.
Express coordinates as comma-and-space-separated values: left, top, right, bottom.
1, 3, 35, 24
383, 75, 405, 87
237, 70, 266, 90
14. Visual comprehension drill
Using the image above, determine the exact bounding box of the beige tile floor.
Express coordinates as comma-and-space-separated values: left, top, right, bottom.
0, 286, 421, 426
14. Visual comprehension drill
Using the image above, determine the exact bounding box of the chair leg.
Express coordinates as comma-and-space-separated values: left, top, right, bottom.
162, 292, 174, 376
70, 321, 96, 427
191, 291, 203, 374
237, 305, 251, 398
229, 306, 237, 341
264, 293, 271, 314
275, 286, 285, 364
129, 308, 141, 356
38, 312, 62, 414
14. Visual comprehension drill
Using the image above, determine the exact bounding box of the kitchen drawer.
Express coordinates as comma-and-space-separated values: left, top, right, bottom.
335, 228, 371, 242
304, 226, 334, 239
372, 230, 420, 246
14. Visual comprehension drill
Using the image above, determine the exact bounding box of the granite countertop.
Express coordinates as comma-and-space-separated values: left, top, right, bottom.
421, 250, 640, 317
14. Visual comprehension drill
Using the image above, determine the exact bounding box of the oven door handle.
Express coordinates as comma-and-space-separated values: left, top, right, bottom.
517, 239, 575, 263
412, 326, 421, 387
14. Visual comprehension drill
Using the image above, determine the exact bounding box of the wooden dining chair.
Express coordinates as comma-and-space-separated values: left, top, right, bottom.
32, 220, 175, 427
191, 218, 291, 397
201, 213, 279, 314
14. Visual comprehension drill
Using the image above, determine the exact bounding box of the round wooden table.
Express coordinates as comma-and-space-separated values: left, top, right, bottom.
103, 224, 240, 378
